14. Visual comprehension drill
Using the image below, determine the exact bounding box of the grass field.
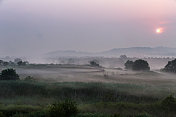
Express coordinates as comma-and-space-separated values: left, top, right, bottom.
0, 64, 176, 117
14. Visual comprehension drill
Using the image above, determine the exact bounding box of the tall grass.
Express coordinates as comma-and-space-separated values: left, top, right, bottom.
0, 81, 159, 104
0, 81, 175, 116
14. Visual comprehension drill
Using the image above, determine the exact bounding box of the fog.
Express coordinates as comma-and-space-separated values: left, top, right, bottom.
14, 64, 176, 94
0, 0, 176, 57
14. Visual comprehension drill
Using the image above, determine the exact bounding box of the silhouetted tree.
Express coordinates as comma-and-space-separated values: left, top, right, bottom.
125, 60, 134, 70
0, 69, 19, 80
16, 60, 29, 66
163, 59, 176, 73
132, 59, 150, 71
89, 60, 100, 67
120, 55, 128, 59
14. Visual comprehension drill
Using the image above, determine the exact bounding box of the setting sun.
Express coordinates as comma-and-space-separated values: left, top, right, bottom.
156, 28, 164, 34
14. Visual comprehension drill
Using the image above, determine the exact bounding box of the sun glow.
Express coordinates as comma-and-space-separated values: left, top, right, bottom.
156, 27, 164, 34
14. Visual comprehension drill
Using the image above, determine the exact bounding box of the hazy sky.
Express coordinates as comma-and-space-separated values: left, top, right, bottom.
0, 0, 176, 56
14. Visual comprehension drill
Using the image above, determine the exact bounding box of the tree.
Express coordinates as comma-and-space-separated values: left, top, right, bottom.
125, 60, 134, 70
17, 60, 29, 66
0, 69, 19, 80
163, 59, 176, 73
89, 60, 100, 67
120, 55, 128, 59
14, 58, 22, 64
132, 59, 150, 71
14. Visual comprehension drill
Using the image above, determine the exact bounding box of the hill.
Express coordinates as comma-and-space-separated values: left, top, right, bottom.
46, 47, 176, 57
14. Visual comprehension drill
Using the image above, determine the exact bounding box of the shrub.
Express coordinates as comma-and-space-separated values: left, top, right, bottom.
0, 69, 19, 80
48, 99, 78, 117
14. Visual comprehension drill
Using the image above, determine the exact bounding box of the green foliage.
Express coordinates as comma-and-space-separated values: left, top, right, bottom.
161, 95, 176, 111
48, 99, 78, 117
1, 81, 176, 117
135, 113, 152, 117
0, 81, 158, 103
0, 69, 19, 80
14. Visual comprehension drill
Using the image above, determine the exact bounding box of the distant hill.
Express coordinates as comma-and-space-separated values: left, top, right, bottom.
101, 47, 176, 57
46, 47, 176, 58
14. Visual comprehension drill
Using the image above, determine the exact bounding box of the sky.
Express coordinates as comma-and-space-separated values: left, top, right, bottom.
0, 0, 176, 56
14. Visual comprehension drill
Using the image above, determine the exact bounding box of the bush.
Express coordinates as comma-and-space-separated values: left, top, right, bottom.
48, 99, 78, 117
0, 69, 19, 80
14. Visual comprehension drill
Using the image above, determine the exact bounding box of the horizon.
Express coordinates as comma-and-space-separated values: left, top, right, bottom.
1, 46, 176, 59
1, 46, 176, 56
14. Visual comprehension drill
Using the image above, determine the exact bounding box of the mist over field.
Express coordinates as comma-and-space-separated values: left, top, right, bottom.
0, 0, 176, 117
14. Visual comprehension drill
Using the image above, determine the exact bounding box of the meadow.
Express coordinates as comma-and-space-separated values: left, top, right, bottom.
0, 64, 176, 117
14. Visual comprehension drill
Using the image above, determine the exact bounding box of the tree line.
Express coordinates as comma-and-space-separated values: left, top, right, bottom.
0, 58, 29, 66
0, 58, 176, 81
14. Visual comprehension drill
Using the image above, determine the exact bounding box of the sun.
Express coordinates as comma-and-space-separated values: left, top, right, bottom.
156, 28, 164, 34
